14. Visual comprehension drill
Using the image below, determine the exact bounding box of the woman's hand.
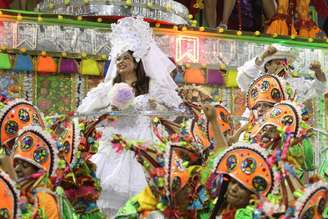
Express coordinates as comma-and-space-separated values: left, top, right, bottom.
148, 98, 157, 110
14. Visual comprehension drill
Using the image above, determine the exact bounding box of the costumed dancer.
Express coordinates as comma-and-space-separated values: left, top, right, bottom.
231, 74, 292, 144
0, 99, 46, 179
77, 17, 183, 216
12, 127, 62, 218
207, 143, 276, 218
251, 101, 315, 182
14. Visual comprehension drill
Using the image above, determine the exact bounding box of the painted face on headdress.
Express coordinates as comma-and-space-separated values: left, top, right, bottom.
13, 127, 56, 178
295, 183, 328, 219
191, 104, 232, 149
0, 173, 19, 219
252, 102, 300, 141
214, 145, 273, 195
0, 100, 45, 152
247, 75, 286, 111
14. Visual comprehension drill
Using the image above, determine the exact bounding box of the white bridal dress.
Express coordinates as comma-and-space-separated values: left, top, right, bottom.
77, 79, 183, 217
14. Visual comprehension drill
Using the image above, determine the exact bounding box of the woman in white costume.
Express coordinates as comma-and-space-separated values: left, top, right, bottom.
77, 17, 183, 217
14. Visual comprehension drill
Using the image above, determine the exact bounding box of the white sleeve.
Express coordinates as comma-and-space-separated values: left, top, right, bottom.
77, 81, 113, 114
237, 57, 262, 92
149, 80, 183, 110
287, 76, 327, 102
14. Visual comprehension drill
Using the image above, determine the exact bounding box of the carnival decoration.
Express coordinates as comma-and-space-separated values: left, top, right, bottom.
36, 0, 190, 25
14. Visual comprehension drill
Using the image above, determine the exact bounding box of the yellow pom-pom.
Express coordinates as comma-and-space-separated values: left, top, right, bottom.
147, 2, 153, 8
58, 15, 63, 20
0, 45, 6, 51
81, 52, 87, 58
308, 38, 313, 42
77, 16, 83, 21
254, 31, 260, 36
201, 63, 207, 68
220, 63, 226, 70
173, 25, 178, 30
326, 38, 328, 43
83, 0, 89, 4
191, 20, 197, 27
236, 30, 242, 36
97, 18, 103, 23
61, 52, 67, 57
48, 3, 54, 9
165, 4, 172, 11
272, 33, 278, 38
155, 23, 160, 28
41, 51, 47, 56
37, 16, 43, 22
185, 63, 191, 68
17, 14, 23, 21
290, 35, 296, 39
199, 26, 205, 32
0, 10, 3, 15
101, 54, 107, 60
125, 0, 132, 6
64, 0, 70, 5
182, 26, 187, 31
218, 28, 224, 33
20, 48, 27, 53
188, 14, 193, 20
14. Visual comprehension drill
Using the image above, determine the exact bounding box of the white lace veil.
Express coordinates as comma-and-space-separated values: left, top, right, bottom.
77, 17, 180, 114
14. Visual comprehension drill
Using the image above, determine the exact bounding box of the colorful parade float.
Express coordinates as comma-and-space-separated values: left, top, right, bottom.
0, 0, 328, 218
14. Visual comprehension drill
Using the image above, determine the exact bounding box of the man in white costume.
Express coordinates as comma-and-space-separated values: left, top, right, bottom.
237, 45, 327, 103
77, 17, 183, 217
234, 45, 327, 142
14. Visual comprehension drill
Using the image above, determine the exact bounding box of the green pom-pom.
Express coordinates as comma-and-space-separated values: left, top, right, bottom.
157, 177, 165, 187
182, 161, 189, 168
156, 202, 166, 211
58, 159, 66, 169
143, 160, 151, 169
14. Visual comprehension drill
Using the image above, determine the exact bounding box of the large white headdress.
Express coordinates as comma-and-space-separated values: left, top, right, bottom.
77, 17, 179, 114
105, 17, 177, 90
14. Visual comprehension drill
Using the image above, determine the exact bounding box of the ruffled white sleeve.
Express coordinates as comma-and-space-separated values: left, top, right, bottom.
77, 81, 113, 114
149, 80, 183, 110
237, 57, 262, 92
287, 76, 327, 103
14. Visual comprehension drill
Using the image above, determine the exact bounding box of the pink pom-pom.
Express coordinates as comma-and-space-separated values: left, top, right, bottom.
109, 83, 135, 110
112, 143, 124, 153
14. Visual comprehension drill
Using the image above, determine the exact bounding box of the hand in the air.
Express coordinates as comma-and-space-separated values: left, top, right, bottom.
309, 61, 326, 82
256, 46, 278, 65
262, 46, 278, 59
